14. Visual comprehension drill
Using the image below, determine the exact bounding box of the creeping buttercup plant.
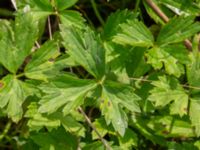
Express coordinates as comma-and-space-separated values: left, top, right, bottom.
1, 0, 200, 149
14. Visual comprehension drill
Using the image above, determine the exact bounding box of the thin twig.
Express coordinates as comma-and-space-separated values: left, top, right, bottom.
145, 0, 193, 51
77, 107, 111, 150
48, 16, 53, 40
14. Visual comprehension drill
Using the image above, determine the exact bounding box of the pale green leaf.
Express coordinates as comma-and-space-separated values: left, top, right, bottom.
25, 40, 60, 81
0, 75, 28, 122
101, 81, 140, 135
0, 13, 38, 73
146, 47, 183, 77
190, 98, 200, 137
118, 128, 138, 149
148, 76, 188, 116
113, 20, 154, 47
39, 74, 96, 114
147, 116, 195, 138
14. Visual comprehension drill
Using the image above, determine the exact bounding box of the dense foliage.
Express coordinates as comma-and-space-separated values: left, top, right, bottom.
1, 0, 200, 149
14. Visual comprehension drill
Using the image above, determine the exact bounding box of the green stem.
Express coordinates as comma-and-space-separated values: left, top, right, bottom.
0, 121, 12, 142
135, 0, 141, 12
16, 73, 25, 78
90, 0, 105, 26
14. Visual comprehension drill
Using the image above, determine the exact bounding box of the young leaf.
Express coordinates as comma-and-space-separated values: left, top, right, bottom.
38, 74, 97, 114
0, 75, 29, 122
148, 76, 188, 117
0, 13, 38, 73
156, 16, 200, 46
113, 20, 154, 47
103, 9, 137, 40
101, 81, 141, 135
60, 25, 105, 79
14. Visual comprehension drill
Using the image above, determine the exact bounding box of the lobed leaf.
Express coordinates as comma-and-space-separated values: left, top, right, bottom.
60, 25, 105, 79
113, 20, 154, 47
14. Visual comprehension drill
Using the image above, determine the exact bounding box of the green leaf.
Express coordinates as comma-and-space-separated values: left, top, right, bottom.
156, 16, 200, 46
60, 25, 105, 79
162, 44, 190, 64
55, 0, 78, 10
113, 20, 154, 47
118, 128, 138, 149
25, 40, 60, 81
146, 47, 183, 77
190, 98, 200, 137
0, 75, 29, 122
103, 9, 137, 40
39, 74, 96, 114
143, 0, 165, 25
0, 13, 38, 73
148, 76, 188, 117
26, 102, 85, 136
101, 81, 140, 135
25, 102, 61, 131
92, 118, 114, 140
160, 0, 200, 15
147, 116, 195, 138
59, 10, 85, 29
24, 0, 53, 19
31, 127, 78, 150
186, 40, 200, 94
